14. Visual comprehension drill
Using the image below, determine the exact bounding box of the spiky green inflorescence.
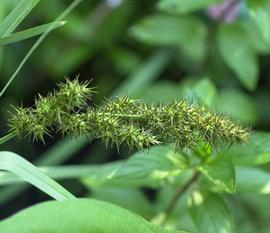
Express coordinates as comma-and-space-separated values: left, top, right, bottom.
8, 78, 250, 150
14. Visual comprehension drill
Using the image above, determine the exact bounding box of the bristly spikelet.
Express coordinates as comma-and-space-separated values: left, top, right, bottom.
56, 78, 95, 111
8, 78, 251, 150
8, 106, 32, 138
8, 106, 50, 142
34, 93, 57, 125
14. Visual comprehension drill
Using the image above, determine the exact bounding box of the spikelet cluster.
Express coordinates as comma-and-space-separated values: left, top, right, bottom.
8, 78, 250, 150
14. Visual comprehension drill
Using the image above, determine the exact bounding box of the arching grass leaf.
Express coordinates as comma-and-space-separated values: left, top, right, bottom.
0, 21, 66, 46
0, 151, 75, 201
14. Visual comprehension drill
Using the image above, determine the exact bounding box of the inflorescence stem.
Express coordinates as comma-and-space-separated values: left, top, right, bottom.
162, 171, 201, 225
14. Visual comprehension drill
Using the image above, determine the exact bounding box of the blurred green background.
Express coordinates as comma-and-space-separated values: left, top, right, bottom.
0, 0, 270, 232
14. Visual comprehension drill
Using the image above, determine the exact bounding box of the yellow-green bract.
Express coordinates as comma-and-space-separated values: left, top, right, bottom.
0, 199, 189, 233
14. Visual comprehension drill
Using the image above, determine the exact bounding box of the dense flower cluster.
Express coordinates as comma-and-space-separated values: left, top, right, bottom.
8, 79, 250, 150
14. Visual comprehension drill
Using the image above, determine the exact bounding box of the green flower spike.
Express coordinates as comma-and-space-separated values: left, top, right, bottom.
8, 78, 250, 151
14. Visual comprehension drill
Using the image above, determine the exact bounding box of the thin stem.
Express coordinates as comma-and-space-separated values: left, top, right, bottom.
162, 171, 200, 225
0, 131, 16, 145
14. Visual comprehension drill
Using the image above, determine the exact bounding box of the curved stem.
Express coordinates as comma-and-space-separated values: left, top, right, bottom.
162, 171, 200, 225
0, 131, 16, 145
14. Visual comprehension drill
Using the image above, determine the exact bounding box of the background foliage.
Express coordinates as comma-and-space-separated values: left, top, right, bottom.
0, 0, 270, 233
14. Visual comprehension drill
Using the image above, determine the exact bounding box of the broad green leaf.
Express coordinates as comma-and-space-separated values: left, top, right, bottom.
0, 21, 66, 46
218, 23, 258, 91
187, 78, 218, 107
82, 145, 187, 188
0, 0, 39, 37
235, 167, 270, 194
219, 132, 270, 166
199, 158, 236, 193
0, 151, 75, 201
248, 0, 270, 46
130, 14, 207, 62
0, 199, 189, 233
157, 0, 221, 14
218, 88, 259, 124
189, 192, 235, 233
240, 20, 270, 53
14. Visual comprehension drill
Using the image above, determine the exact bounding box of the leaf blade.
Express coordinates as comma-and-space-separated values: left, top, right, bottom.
199, 158, 236, 193
82, 145, 187, 188
130, 14, 207, 62
247, 0, 270, 46
0, 151, 75, 201
0, 199, 189, 233
218, 23, 259, 91
189, 192, 235, 233
0, 21, 66, 46
236, 167, 270, 194
0, 0, 40, 37
219, 132, 270, 166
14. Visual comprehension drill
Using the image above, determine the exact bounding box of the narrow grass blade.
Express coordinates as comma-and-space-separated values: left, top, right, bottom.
0, 136, 87, 204
0, 0, 40, 37
0, 0, 83, 98
0, 21, 66, 46
0, 165, 94, 185
0, 132, 16, 145
0, 151, 76, 201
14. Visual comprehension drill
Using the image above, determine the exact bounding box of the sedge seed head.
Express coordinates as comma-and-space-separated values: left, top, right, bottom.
8, 78, 251, 151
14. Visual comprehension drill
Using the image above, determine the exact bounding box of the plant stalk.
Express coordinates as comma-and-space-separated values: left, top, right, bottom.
0, 131, 16, 145
162, 171, 200, 225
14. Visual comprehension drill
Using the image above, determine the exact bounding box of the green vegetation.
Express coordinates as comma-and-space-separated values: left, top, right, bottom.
1, 0, 270, 233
